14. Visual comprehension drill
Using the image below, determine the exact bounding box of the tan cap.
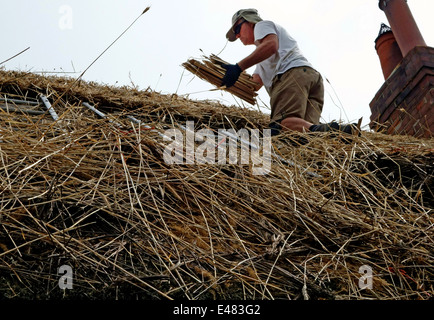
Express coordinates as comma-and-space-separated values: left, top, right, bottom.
226, 8, 263, 42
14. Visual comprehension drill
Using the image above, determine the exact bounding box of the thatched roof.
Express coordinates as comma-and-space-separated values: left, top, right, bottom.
0, 69, 433, 300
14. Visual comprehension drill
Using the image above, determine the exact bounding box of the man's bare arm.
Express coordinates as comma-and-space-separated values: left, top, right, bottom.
237, 34, 278, 71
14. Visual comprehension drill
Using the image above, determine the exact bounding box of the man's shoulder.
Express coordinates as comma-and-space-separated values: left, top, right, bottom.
255, 20, 278, 37
256, 20, 276, 28
256, 20, 289, 34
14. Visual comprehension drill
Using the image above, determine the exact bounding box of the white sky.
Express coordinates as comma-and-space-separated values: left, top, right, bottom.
2, 0, 433, 129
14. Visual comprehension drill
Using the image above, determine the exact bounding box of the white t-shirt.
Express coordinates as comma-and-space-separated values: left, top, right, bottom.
253, 20, 313, 93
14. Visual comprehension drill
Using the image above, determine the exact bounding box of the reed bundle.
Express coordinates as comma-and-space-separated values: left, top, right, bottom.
0, 70, 433, 300
182, 54, 258, 105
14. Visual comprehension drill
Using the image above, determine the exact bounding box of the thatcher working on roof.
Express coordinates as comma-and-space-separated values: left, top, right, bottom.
222, 9, 356, 136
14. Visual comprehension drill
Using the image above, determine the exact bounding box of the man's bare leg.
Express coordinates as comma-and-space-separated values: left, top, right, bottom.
280, 117, 313, 133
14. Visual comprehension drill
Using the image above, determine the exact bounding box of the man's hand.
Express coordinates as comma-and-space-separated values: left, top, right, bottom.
221, 63, 242, 88
252, 74, 263, 91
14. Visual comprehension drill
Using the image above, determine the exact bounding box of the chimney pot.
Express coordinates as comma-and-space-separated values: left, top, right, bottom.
375, 24, 403, 79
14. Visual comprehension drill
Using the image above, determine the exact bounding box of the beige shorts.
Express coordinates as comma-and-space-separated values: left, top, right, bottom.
269, 66, 324, 125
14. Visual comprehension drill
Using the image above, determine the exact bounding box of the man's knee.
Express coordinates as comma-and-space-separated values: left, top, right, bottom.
281, 117, 301, 130
281, 117, 313, 133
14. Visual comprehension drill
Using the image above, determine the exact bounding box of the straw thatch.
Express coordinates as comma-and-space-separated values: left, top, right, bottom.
0, 69, 433, 300
182, 54, 258, 105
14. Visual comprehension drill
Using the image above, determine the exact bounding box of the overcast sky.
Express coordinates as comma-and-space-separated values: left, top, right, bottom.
2, 0, 433, 129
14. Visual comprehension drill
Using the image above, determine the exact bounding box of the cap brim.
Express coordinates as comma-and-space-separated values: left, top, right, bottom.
226, 28, 237, 42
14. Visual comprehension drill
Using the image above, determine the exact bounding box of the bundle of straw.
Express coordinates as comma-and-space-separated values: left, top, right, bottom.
182, 54, 258, 105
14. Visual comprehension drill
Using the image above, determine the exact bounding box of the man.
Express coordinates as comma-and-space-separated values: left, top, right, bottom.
222, 9, 358, 136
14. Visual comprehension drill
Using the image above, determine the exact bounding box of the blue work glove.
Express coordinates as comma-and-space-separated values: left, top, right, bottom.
221, 63, 242, 88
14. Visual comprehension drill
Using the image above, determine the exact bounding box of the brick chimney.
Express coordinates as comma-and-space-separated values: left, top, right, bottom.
370, 0, 433, 138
